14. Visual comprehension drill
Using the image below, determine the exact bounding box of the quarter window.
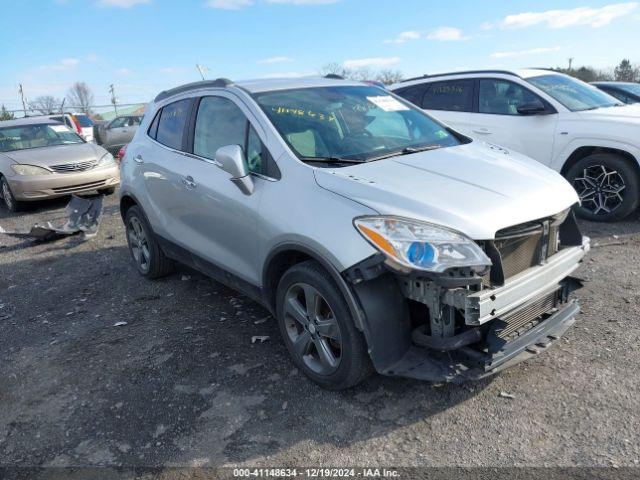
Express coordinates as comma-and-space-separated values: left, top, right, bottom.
394, 84, 430, 106
156, 99, 191, 150
479, 79, 540, 115
422, 80, 474, 112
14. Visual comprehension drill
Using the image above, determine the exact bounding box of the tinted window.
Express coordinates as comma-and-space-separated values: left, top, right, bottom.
156, 99, 191, 150
602, 88, 633, 104
479, 79, 541, 115
246, 126, 264, 174
194, 96, 246, 160
422, 80, 474, 112
394, 84, 430, 106
109, 117, 128, 128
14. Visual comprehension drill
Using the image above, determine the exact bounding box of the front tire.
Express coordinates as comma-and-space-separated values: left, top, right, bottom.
1, 177, 23, 213
124, 205, 174, 279
276, 260, 372, 390
566, 153, 639, 221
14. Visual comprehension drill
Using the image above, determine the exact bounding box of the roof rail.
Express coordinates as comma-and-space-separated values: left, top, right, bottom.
154, 78, 233, 102
400, 70, 521, 84
324, 74, 344, 80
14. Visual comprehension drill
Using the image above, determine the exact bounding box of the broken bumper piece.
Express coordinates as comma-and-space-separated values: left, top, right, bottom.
0, 195, 104, 242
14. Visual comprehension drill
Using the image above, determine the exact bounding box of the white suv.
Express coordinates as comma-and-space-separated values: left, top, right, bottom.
391, 69, 640, 221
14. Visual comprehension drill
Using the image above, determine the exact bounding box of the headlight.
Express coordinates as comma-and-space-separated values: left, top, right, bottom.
10, 164, 50, 176
98, 152, 115, 167
354, 216, 492, 273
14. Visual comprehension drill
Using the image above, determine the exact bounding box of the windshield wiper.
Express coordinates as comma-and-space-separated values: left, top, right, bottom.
367, 145, 442, 162
300, 156, 366, 165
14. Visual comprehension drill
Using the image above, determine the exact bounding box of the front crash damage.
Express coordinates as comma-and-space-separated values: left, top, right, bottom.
343, 210, 590, 382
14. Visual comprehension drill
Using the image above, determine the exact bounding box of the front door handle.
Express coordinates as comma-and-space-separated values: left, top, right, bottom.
182, 176, 197, 189
134, 154, 144, 164
472, 128, 491, 135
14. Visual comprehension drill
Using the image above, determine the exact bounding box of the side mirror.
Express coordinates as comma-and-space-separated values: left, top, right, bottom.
214, 144, 254, 195
516, 100, 547, 115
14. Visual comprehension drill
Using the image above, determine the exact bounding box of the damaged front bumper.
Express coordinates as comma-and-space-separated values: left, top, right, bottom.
343, 214, 589, 383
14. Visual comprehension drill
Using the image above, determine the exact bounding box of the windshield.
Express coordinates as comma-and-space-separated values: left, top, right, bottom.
254, 85, 462, 163
0, 123, 84, 152
528, 74, 622, 112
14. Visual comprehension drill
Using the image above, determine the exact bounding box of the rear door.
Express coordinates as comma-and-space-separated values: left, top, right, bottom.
467, 78, 559, 164
105, 117, 129, 147
419, 79, 476, 134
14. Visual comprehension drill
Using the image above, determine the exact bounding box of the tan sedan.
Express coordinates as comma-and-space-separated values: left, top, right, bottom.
0, 117, 119, 212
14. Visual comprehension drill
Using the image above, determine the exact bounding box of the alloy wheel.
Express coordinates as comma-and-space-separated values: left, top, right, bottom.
127, 217, 151, 273
283, 282, 342, 376
572, 164, 626, 215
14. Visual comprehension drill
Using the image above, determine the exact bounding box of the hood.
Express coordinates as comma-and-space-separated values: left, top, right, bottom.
576, 103, 640, 124
3, 142, 107, 167
314, 142, 578, 240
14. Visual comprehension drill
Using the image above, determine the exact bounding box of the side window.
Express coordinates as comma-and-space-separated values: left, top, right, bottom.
479, 79, 540, 115
147, 111, 161, 139
156, 99, 191, 150
422, 80, 474, 112
130, 116, 142, 126
394, 84, 430, 106
109, 117, 127, 128
194, 96, 246, 160
605, 89, 629, 103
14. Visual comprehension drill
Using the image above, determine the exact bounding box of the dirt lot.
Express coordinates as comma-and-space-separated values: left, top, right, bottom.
0, 193, 639, 474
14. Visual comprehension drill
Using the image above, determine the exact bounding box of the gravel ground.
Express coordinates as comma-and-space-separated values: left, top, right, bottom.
0, 193, 639, 473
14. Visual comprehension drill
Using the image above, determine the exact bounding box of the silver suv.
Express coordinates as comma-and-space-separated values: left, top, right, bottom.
120, 77, 589, 389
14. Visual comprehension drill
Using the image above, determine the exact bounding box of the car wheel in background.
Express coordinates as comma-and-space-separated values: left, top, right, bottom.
124, 205, 174, 278
98, 187, 117, 196
566, 153, 639, 221
276, 260, 372, 390
1, 177, 23, 213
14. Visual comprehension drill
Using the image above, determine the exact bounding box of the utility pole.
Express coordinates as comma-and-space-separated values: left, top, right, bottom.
196, 64, 209, 81
18, 84, 27, 117
109, 84, 118, 116
568, 57, 574, 71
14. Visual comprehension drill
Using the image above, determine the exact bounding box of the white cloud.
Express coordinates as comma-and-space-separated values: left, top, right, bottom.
426, 26, 468, 41
384, 31, 421, 44
343, 57, 401, 69
265, 0, 338, 4
501, 2, 637, 29
97, 0, 151, 7
490, 46, 561, 59
479, 21, 494, 30
206, 0, 252, 8
117, 68, 133, 75
40, 58, 80, 71
258, 56, 294, 64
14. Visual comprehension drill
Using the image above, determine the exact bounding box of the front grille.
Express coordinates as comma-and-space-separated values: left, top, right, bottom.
52, 180, 106, 193
50, 160, 97, 173
495, 289, 559, 341
495, 231, 542, 279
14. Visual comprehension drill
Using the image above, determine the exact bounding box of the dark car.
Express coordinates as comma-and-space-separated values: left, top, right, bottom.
591, 82, 640, 104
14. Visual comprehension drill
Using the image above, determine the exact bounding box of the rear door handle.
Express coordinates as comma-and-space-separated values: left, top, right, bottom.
472, 128, 491, 135
134, 154, 144, 164
182, 176, 197, 189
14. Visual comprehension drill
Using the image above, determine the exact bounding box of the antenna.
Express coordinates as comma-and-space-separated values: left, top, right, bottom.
196, 64, 210, 81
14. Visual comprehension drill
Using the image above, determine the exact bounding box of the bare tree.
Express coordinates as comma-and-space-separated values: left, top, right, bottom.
374, 69, 404, 85
29, 95, 63, 115
0, 104, 14, 121
67, 82, 94, 114
319, 63, 403, 85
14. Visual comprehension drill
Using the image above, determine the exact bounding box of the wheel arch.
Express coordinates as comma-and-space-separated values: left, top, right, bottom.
119, 192, 140, 220
560, 146, 640, 177
262, 243, 365, 330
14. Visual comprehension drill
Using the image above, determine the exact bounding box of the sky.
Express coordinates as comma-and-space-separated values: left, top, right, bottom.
1, 0, 639, 111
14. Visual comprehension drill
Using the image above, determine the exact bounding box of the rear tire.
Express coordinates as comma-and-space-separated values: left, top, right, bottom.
276, 260, 372, 390
124, 205, 174, 279
1, 177, 23, 213
566, 153, 639, 221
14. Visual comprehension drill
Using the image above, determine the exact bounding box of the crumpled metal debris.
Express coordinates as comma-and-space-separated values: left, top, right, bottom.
0, 194, 104, 242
